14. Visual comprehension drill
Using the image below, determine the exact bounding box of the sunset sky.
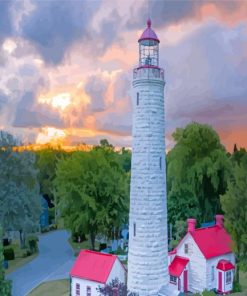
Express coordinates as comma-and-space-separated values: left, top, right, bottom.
1, 0, 247, 151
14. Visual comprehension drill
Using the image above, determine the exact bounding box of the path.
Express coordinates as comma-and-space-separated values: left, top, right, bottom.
7, 230, 75, 296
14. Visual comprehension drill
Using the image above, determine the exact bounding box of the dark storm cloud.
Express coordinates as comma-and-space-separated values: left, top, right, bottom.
85, 75, 108, 112
162, 21, 247, 133
20, 0, 101, 65
0, 1, 13, 41
126, 0, 243, 29
13, 92, 64, 128
13, 108, 64, 128
91, 9, 123, 55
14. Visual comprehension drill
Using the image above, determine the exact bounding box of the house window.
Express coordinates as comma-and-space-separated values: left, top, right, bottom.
136, 92, 139, 106
134, 222, 136, 237
211, 266, 214, 281
159, 156, 162, 170
76, 283, 80, 296
86, 286, 91, 296
226, 271, 231, 284
184, 243, 188, 254
170, 275, 177, 284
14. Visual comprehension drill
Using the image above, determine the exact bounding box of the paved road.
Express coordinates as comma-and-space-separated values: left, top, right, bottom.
7, 230, 75, 296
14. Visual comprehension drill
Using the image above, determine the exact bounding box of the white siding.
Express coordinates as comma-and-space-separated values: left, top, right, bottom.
206, 253, 235, 291
71, 277, 104, 296
176, 233, 206, 293
71, 260, 126, 296
107, 259, 127, 284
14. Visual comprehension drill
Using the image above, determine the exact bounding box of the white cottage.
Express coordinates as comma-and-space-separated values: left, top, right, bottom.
70, 250, 127, 296
168, 215, 235, 295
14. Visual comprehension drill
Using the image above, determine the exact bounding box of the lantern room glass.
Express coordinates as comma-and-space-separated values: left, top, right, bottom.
139, 39, 159, 67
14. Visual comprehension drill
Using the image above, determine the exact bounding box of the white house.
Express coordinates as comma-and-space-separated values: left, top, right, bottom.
167, 215, 235, 295
70, 250, 127, 296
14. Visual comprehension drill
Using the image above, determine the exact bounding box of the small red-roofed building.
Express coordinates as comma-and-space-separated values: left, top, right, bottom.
70, 250, 126, 296
167, 215, 235, 295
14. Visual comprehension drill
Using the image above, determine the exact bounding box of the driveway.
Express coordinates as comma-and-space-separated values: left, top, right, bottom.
7, 230, 75, 296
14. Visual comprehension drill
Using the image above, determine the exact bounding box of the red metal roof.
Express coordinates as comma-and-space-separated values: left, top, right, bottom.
190, 225, 233, 259
217, 259, 235, 271
70, 250, 118, 283
138, 19, 159, 43
169, 256, 189, 277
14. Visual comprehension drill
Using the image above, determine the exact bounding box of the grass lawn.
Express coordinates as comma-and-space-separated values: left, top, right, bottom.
28, 279, 69, 296
230, 271, 247, 296
4, 240, 38, 275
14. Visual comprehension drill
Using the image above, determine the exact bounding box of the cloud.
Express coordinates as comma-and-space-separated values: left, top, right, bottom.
0, 1, 13, 42
13, 91, 64, 128
0, 90, 8, 112
161, 20, 247, 140
126, 0, 245, 29
20, 0, 101, 65
85, 74, 108, 112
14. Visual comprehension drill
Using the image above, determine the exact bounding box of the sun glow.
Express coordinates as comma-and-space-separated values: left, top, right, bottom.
38, 92, 72, 110
36, 127, 66, 144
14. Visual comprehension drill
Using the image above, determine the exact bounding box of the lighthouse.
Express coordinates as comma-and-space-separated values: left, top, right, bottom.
127, 19, 168, 295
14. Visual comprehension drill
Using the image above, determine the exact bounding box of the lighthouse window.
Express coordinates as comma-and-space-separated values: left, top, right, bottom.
134, 222, 136, 237
159, 156, 162, 170
136, 92, 139, 106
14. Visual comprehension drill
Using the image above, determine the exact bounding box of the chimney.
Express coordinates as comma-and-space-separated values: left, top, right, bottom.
187, 218, 196, 233
215, 215, 224, 228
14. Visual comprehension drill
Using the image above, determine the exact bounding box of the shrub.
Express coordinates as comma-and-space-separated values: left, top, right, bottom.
233, 280, 242, 292
49, 224, 57, 231
22, 250, 32, 258
2, 238, 10, 246
99, 243, 107, 251
202, 289, 216, 296
3, 248, 15, 260
41, 226, 49, 233
27, 235, 38, 254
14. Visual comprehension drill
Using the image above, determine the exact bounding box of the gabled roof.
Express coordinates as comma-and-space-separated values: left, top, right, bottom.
169, 256, 189, 277
190, 225, 233, 259
70, 250, 119, 283
217, 259, 235, 271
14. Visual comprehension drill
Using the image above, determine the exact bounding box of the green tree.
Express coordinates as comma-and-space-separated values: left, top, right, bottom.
36, 147, 66, 202
54, 149, 129, 249
220, 154, 247, 284
0, 132, 41, 248
167, 122, 230, 225
0, 227, 11, 295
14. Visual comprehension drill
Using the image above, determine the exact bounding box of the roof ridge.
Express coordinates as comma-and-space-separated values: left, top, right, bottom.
194, 225, 219, 231
83, 249, 117, 258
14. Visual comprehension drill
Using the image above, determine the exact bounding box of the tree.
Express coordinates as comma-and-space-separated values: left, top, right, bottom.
0, 227, 11, 295
167, 122, 230, 225
0, 132, 41, 248
220, 154, 247, 284
97, 278, 138, 296
35, 147, 66, 203
54, 149, 129, 249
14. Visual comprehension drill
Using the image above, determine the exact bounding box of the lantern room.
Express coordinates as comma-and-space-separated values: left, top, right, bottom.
138, 19, 160, 67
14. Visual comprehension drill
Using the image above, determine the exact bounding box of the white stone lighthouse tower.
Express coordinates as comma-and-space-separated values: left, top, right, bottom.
127, 19, 168, 296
